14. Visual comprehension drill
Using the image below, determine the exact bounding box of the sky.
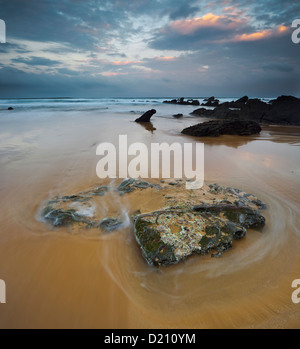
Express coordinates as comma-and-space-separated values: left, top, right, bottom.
0, 0, 300, 98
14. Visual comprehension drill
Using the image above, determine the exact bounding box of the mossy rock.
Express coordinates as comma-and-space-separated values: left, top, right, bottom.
42, 207, 91, 227
134, 218, 177, 266
98, 217, 123, 232
117, 178, 159, 195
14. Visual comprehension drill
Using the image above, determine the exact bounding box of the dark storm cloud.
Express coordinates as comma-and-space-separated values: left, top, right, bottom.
0, 0, 126, 50
0, 66, 123, 97
169, 3, 200, 20
250, 0, 300, 26
12, 57, 60, 66
0, 0, 201, 50
150, 25, 239, 51
262, 63, 294, 73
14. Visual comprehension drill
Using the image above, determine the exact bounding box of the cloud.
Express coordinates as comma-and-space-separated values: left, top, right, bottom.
169, 3, 200, 20
262, 63, 294, 73
0, 0, 299, 97
149, 12, 250, 50
13, 56, 60, 66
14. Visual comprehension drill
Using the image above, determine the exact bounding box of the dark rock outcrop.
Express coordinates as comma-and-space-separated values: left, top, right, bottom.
191, 95, 300, 125
202, 96, 219, 107
7, 107, 14, 110
163, 98, 200, 106
172, 113, 183, 118
135, 109, 156, 122
181, 119, 262, 137
237, 99, 270, 122
264, 95, 300, 125
190, 108, 214, 116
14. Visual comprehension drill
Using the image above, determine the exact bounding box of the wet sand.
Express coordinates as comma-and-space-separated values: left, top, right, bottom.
0, 110, 300, 328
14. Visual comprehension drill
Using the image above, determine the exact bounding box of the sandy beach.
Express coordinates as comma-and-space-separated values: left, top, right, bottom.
0, 102, 299, 328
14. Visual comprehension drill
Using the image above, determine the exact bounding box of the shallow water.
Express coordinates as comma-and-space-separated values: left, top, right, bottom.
0, 106, 299, 328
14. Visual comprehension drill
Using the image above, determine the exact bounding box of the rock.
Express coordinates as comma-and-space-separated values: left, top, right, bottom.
40, 179, 266, 266
163, 99, 178, 104
181, 119, 262, 137
203, 96, 215, 102
225, 96, 249, 109
210, 105, 233, 118
133, 185, 266, 266
191, 103, 245, 119
117, 178, 160, 195
237, 99, 270, 122
98, 217, 123, 232
135, 109, 156, 122
163, 98, 200, 106
7, 107, 13, 110
187, 99, 200, 106
84, 185, 109, 196
172, 113, 183, 118
235, 96, 249, 104
42, 207, 93, 227
201, 96, 220, 107
263, 95, 300, 125
192, 204, 266, 229
190, 108, 214, 116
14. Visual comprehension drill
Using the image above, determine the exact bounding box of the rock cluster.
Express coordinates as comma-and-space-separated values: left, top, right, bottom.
163, 98, 200, 106
191, 95, 300, 125
40, 179, 266, 266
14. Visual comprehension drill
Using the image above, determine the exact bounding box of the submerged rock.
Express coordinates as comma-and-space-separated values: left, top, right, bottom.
42, 207, 94, 227
98, 217, 124, 232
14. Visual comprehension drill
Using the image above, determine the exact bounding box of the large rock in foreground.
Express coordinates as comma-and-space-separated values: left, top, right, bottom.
133, 182, 266, 266
40, 179, 266, 267
181, 119, 262, 137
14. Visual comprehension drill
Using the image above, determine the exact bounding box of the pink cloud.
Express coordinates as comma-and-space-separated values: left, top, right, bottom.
234, 25, 289, 42
100, 71, 129, 77
155, 56, 176, 61
112, 60, 141, 66
168, 13, 243, 35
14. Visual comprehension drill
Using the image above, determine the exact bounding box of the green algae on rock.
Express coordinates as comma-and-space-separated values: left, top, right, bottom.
41, 184, 116, 231
98, 217, 124, 232
40, 179, 266, 266
117, 178, 160, 195
42, 206, 95, 227
133, 183, 266, 266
